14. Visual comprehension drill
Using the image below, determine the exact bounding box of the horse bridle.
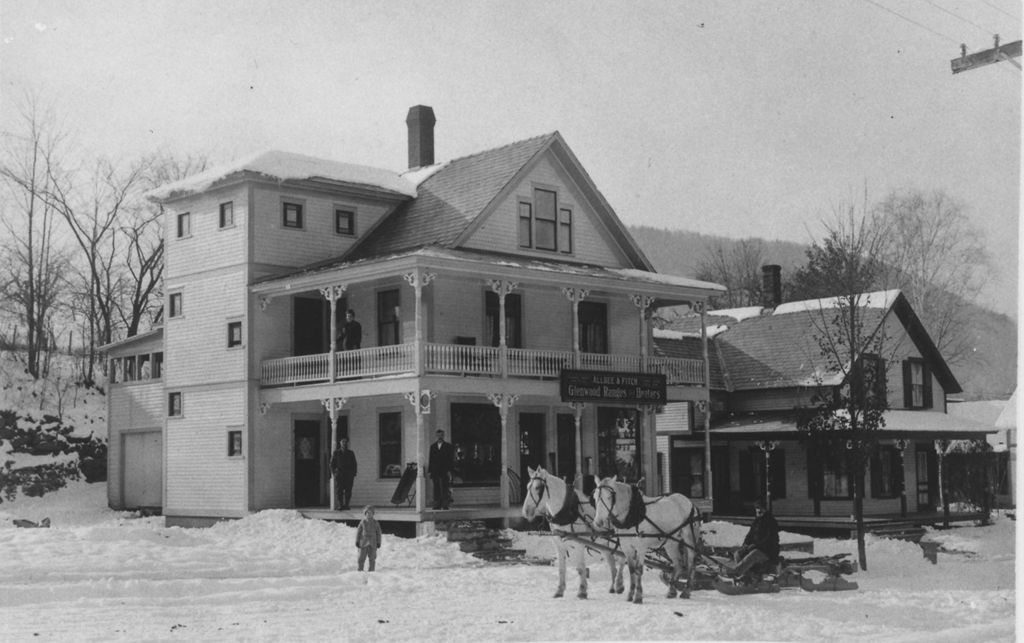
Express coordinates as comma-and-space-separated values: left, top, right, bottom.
595, 482, 624, 527
525, 474, 549, 516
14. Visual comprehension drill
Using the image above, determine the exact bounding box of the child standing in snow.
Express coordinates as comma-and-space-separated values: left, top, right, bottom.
356, 505, 382, 571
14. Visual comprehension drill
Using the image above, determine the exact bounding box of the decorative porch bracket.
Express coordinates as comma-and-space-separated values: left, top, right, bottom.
320, 284, 348, 382
403, 271, 436, 377
258, 296, 274, 311
488, 279, 519, 377
321, 396, 347, 510
259, 401, 272, 416
488, 392, 520, 510
562, 287, 589, 368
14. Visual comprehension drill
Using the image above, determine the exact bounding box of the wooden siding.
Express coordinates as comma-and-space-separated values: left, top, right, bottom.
165, 185, 249, 280
107, 382, 164, 509
465, 154, 630, 267
251, 185, 396, 269
164, 386, 247, 516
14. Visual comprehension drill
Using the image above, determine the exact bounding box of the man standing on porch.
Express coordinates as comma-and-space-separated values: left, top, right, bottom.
330, 438, 358, 510
338, 309, 362, 350
428, 429, 455, 510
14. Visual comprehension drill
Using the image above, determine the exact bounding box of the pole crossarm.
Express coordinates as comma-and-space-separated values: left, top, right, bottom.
951, 37, 1021, 74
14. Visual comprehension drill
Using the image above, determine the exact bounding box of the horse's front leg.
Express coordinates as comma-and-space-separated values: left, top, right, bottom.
632, 561, 645, 604
625, 551, 640, 603
554, 541, 567, 598
606, 552, 624, 594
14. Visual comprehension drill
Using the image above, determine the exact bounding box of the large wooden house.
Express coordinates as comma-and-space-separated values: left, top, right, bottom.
654, 267, 996, 523
102, 106, 726, 528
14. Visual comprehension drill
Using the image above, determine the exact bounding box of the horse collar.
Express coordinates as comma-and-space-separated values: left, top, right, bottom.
548, 486, 579, 526
612, 485, 646, 530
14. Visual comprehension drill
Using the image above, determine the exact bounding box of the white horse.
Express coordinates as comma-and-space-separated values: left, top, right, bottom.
593, 476, 702, 603
521, 466, 625, 599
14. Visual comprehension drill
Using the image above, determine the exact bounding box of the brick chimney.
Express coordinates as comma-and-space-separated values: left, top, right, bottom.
406, 105, 436, 169
762, 264, 782, 308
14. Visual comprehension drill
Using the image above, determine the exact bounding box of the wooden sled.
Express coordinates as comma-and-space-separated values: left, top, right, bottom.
390, 462, 418, 506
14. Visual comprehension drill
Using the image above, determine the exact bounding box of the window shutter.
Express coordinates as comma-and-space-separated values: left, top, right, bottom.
922, 363, 933, 409
902, 361, 913, 408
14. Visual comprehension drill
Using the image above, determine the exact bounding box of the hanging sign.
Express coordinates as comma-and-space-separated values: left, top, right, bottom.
560, 370, 666, 405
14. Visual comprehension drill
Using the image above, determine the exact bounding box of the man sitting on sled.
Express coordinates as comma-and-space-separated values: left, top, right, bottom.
726, 499, 780, 579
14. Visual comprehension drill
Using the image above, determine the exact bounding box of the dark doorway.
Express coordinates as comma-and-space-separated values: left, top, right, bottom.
518, 413, 545, 492
294, 420, 322, 507
293, 297, 329, 356
556, 413, 576, 481
915, 445, 938, 511
597, 407, 641, 482
711, 446, 731, 512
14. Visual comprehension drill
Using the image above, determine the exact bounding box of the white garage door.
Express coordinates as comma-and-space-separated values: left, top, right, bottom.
123, 431, 162, 509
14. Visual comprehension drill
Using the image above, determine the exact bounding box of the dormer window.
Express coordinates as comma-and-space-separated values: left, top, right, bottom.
283, 201, 304, 229
335, 208, 355, 235
519, 187, 573, 254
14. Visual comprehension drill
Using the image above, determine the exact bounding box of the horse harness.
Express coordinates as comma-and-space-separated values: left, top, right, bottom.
598, 482, 702, 552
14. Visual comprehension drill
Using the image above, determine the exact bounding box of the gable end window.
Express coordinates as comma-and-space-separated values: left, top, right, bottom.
176, 212, 191, 238
518, 188, 573, 254
219, 202, 234, 228
168, 392, 183, 417
902, 359, 932, 409
228, 430, 243, 457
227, 321, 243, 348
169, 292, 183, 318
335, 208, 355, 235
283, 202, 304, 229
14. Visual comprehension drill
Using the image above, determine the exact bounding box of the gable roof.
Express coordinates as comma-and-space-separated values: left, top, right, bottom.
659, 289, 961, 394
145, 150, 417, 202
346, 132, 654, 269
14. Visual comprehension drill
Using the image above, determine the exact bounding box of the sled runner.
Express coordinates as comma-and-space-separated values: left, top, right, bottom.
390, 462, 418, 506
699, 553, 858, 594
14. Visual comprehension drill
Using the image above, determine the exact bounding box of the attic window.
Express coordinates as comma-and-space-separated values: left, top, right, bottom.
335, 208, 355, 235
519, 188, 573, 254
283, 201, 304, 229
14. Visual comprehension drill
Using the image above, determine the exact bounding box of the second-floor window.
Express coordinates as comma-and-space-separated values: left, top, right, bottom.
227, 321, 243, 348
854, 353, 886, 407
485, 291, 521, 348
377, 289, 401, 346
169, 292, 183, 318
168, 392, 183, 417
219, 202, 234, 228
176, 212, 191, 238
283, 202, 303, 228
335, 208, 355, 235
579, 301, 607, 353
519, 188, 572, 253
903, 359, 932, 409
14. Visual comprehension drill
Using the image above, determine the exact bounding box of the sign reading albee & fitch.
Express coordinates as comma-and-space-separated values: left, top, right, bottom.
559, 370, 666, 405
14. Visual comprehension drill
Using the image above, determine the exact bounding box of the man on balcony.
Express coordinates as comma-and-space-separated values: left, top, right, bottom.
338, 309, 362, 350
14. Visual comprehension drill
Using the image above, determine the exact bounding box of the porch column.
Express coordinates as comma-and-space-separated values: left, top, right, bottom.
630, 294, 655, 372
562, 287, 589, 368
403, 271, 436, 377
488, 280, 519, 378
698, 299, 713, 509
488, 393, 519, 512
321, 396, 347, 510
320, 284, 347, 383
639, 404, 659, 495
572, 402, 586, 487
895, 439, 909, 517
405, 389, 435, 514
758, 440, 779, 512
936, 439, 950, 528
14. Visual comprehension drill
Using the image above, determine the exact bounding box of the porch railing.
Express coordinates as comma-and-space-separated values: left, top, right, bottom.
261, 343, 705, 387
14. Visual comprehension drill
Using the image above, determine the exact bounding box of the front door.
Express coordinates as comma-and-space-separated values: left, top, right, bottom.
294, 420, 322, 507
518, 413, 545, 496
915, 445, 938, 511
556, 413, 576, 481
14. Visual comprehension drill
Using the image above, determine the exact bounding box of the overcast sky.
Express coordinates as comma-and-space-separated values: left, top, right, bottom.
2, 1, 1020, 316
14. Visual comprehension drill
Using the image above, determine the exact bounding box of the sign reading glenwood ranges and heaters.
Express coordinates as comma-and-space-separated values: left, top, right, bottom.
560, 370, 666, 405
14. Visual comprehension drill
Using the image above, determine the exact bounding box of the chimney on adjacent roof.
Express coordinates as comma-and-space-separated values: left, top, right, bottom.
762, 264, 782, 308
406, 105, 436, 169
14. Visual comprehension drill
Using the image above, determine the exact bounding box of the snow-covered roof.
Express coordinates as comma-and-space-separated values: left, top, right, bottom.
772, 289, 900, 316
401, 162, 449, 186
146, 150, 417, 201
995, 389, 1017, 429
608, 268, 726, 292
708, 306, 764, 321
653, 325, 730, 340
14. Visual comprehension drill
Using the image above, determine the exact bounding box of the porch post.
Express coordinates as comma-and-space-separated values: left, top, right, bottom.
321, 396, 347, 510
630, 294, 655, 372
488, 393, 519, 512
572, 402, 585, 488
562, 287, 589, 369
405, 390, 435, 514
488, 280, 519, 378
758, 440, 779, 512
403, 272, 436, 377
698, 299, 713, 510
640, 404, 659, 495
895, 439, 909, 517
320, 285, 347, 383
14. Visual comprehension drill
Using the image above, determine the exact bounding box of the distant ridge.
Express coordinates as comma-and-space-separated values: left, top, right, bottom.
628, 225, 1017, 401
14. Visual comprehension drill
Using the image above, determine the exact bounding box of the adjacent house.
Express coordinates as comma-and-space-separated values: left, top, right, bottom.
103, 106, 726, 529
654, 266, 997, 523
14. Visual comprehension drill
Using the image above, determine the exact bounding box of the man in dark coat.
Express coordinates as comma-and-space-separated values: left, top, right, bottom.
728, 499, 780, 578
428, 429, 455, 510
330, 438, 358, 510
338, 309, 362, 350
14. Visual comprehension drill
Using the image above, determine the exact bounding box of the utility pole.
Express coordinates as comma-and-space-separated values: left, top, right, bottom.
951, 35, 1021, 74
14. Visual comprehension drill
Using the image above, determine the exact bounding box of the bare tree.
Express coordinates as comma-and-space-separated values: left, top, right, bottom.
695, 238, 766, 308
0, 94, 70, 378
872, 189, 989, 365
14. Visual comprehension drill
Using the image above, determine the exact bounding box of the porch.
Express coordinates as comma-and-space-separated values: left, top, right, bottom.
299, 504, 521, 523
261, 343, 704, 387
714, 509, 989, 540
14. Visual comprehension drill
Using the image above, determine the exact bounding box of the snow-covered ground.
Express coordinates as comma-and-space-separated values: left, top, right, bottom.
0, 482, 1015, 642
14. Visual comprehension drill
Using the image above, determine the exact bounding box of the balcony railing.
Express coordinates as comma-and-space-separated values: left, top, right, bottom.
260, 343, 705, 387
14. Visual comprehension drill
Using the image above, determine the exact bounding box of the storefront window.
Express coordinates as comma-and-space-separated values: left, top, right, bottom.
450, 403, 501, 486
597, 407, 641, 482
